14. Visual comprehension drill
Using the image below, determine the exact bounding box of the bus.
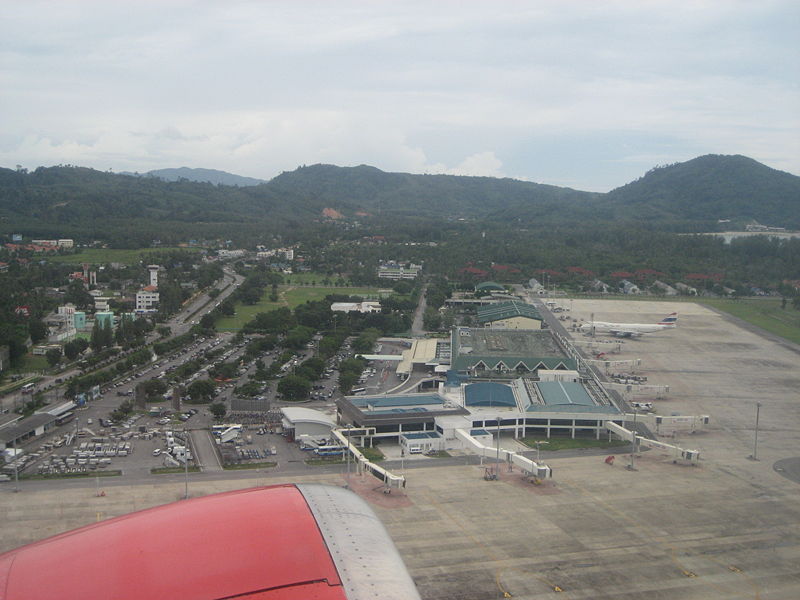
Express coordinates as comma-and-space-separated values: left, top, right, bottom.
351, 387, 366, 395
314, 445, 345, 457
20, 383, 36, 394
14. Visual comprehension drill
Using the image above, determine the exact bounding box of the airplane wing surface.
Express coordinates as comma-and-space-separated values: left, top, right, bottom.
0, 483, 420, 600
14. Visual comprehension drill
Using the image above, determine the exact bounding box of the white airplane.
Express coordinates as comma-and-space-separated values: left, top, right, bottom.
579, 313, 678, 338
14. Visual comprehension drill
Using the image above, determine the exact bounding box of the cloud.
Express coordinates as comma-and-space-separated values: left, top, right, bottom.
1, 0, 797, 189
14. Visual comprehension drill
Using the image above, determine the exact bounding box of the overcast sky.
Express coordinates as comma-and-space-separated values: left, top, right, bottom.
2, 1, 798, 191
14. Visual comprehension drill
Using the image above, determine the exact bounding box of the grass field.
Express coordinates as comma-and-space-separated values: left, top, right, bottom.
47, 247, 201, 265
5, 355, 48, 376
696, 298, 800, 345
21, 470, 122, 480
283, 272, 350, 285
222, 461, 278, 470
216, 285, 389, 331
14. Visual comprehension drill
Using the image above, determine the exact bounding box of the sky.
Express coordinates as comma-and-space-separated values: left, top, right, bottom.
1, 0, 798, 192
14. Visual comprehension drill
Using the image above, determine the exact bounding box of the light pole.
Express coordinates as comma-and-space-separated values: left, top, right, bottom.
750, 402, 762, 461
344, 424, 351, 488
183, 428, 190, 499
12, 436, 19, 493
627, 409, 638, 471
495, 416, 501, 479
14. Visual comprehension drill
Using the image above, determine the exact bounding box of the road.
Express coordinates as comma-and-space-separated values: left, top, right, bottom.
411, 284, 427, 336
1, 266, 243, 415
190, 429, 223, 472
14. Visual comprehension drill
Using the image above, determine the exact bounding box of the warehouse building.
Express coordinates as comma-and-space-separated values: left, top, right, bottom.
280, 407, 337, 441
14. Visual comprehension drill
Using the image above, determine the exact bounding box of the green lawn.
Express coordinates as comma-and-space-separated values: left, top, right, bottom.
520, 437, 630, 451
21, 470, 122, 480
5, 355, 48, 376
216, 285, 390, 331
305, 456, 346, 466
222, 461, 277, 470
283, 272, 350, 285
696, 298, 800, 345
359, 447, 384, 462
47, 247, 201, 265
151, 466, 202, 474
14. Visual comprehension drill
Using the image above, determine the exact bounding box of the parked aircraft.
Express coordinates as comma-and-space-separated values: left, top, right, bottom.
0, 484, 421, 600
579, 313, 678, 337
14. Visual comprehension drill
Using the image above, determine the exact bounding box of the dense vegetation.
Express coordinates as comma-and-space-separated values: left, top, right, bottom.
2, 155, 798, 247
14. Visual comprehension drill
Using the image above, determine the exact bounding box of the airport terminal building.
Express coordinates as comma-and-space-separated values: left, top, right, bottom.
339, 325, 621, 448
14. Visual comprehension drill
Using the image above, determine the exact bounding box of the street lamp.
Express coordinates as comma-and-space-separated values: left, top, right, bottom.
495, 416, 501, 479
627, 408, 638, 471
182, 428, 190, 499
750, 402, 762, 461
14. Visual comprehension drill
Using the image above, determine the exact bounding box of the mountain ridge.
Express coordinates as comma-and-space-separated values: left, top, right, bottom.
1, 154, 798, 244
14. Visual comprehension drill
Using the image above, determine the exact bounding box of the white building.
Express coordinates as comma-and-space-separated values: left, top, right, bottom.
331, 301, 382, 314
135, 288, 159, 312
377, 262, 422, 280
147, 265, 160, 288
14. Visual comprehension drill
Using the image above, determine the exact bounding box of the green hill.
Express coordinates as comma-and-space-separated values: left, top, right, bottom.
268, 164, 599, 220
604, 155, 800, 229
1, 155, 798, 245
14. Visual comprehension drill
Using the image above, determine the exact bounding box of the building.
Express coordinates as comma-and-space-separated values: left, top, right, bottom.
653, 280, 678, 296
619, 279, 641, 294
337, 377, 620, 446
135, 287, 159, 312
527, 278, 546, 294
280, 407, 336, 440
474, 281, 506, 295
147, 265, 160, 288
377, 262, 422, 280
449, 327, 575, 378
477, 300, 543, 330
94, 312, 115, 329
330, 301, 381, 314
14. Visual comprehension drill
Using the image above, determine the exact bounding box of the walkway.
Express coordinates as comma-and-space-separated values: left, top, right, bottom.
190, 429, 223, 472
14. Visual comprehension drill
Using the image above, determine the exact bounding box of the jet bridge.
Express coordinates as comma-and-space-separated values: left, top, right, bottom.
454, 429, 551, 479
331, 428, 406, 492
605, 421, 701, 465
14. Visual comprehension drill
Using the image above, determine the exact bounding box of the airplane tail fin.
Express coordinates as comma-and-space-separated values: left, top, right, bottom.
658, 312, 678, 327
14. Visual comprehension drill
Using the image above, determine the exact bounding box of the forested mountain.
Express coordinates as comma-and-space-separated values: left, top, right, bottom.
0, 166, 323, 246
268, 164, 599, 221
128, 167, 266, 187
1, 155, 798, 246
605, 155, 800, 228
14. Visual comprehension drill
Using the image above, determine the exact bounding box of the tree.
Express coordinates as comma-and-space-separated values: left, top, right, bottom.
141, 378, 167, 399
277, 374, 311, 401
90, 320, 103, 352
209, 402, 227, 419
187, 379, 216, 403
199, 313, 216, 330
29, 319, 48, 344
45, 347, 62, 367
157, 325, 172, 338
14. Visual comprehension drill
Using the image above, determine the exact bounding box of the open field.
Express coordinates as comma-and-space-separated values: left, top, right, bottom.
216, 285, 390, 331
282, 271, 351, 285
47, 247, 201, 265
697, 298, 800, 344
3, 299, 800, 598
